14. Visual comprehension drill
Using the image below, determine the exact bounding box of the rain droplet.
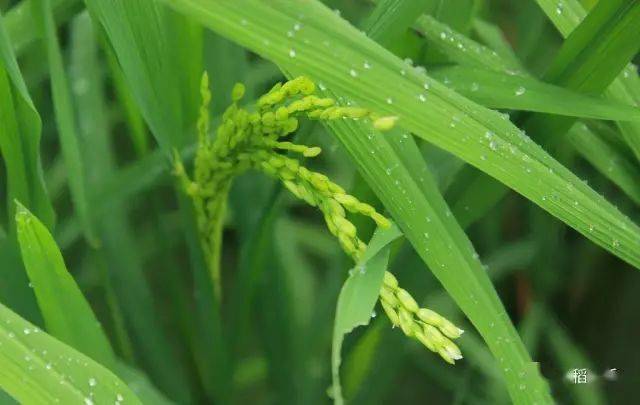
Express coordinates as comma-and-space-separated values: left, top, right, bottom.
288, 49, 296, 58
515, 86, 526, 96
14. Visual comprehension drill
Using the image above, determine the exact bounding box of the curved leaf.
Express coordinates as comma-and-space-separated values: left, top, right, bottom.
15, 202, 115, 367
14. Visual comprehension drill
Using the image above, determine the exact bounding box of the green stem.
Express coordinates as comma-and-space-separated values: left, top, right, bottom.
200, 181, 233, 303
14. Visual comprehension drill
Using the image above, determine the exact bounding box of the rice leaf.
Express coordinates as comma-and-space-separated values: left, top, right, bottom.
431, 65, 640, 120
15, 202, 115, 367
0, 300, 141, 405
32, 0, 98, 245
0, 13, 54, 229
331, 224, 402, 404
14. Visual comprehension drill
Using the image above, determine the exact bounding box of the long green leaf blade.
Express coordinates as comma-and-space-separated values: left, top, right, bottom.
32, 0, 98, 245
0, 301, 142, 405
431, 65, 640, 120
15, 202, 115, 367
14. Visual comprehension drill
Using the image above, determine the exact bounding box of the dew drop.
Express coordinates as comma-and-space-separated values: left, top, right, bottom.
288, 49, 296, 58
515, 86, 526, 96
349, 69, 358, 77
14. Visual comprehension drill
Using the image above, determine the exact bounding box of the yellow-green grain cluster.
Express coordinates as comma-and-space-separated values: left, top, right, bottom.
176, 72, 462, 364
379, 272, 464, 364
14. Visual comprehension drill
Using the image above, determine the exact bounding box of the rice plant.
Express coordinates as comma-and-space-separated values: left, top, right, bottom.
0, 0, 639, 403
